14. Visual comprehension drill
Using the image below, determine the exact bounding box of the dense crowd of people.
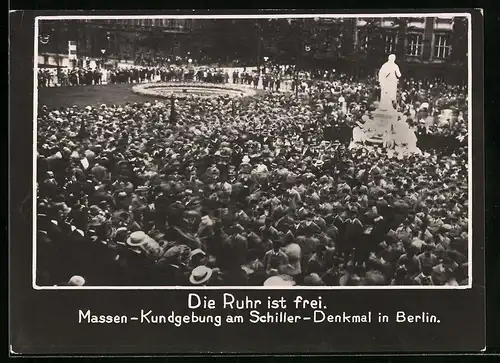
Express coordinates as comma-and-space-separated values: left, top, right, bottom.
38, 61, 327, 90
36, 64, 469, 287
38, 67, 104, 87
291, 73, 468, 154
38, 65, 233, 87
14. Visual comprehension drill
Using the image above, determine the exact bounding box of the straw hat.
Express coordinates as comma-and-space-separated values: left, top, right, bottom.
263, 276, 295, 287
190, 248, 206, 259
126, 231, 162, 258
189, 265, 213, 285
67, 275, 85, 286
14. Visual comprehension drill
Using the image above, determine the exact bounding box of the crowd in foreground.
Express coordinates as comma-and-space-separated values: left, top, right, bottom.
35, 73, 469, 287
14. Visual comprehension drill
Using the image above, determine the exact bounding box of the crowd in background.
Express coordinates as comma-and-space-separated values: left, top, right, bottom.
289, 72, 468, 154
35, 68, 469, 287
38, 65, 232, 87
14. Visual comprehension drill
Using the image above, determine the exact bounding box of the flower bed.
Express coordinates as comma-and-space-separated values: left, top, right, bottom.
132, 82, 257, 99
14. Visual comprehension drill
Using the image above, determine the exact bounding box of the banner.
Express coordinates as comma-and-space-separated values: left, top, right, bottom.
68, 40, 77, 60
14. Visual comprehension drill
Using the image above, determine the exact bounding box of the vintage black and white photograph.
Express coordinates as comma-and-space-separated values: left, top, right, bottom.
34, 13, 471, 289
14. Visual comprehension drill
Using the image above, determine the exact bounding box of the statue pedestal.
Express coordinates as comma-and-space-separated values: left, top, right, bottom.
363, 109, 399, 144
353, 108, 420, 155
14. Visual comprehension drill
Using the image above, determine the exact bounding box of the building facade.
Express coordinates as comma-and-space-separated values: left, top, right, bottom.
277, 16, 466, 83
354, 16, 461, 63
38, 18, 200, 63
38, 16, 468, 83
348, 16, 467, 82
77, 18, 199, 60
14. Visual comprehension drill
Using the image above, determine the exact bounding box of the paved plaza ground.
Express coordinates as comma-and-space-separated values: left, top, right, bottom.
38, 83, 169, 109
38, 80, 266, 110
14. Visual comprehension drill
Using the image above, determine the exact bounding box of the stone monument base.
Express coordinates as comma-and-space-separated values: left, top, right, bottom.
352, 108, 421, 154
363, 109, 399, 145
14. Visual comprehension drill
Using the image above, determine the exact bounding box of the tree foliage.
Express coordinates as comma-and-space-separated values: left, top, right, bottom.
356, 18, 385, 63
451, 16, 468, 64
391, 17, 412, 60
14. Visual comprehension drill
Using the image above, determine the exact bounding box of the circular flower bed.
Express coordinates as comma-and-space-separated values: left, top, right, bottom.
132, 82, 257, 99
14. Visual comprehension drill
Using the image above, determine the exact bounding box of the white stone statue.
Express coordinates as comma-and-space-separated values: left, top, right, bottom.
378, 54, 401, 111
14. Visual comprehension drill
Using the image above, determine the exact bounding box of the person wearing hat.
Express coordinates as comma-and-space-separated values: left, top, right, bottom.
263, 240, 289, 277
341, 207, 364, 252
279, 231, 302, 280
366, 241, 392, 277
414, 264, 435, 286
188, 248, 207, 269
338, 260, 363, 287
147, 226, 165, 243
363, 270, 387, 286
126, 231, 163, 259
150, 244, 191, 286
189, 265, 213, 286
112, 226, 129, 247
66, 275, 86, 286
259, 218, 280, 242
263, 275, 295, 287
306, 244, 329, 275
417, 242, 438, 272
431, 254, 459, 285
303, 273, 325, 286
390, 265, 415, 285
131, 186, 150, 213
396, 244, 422, 279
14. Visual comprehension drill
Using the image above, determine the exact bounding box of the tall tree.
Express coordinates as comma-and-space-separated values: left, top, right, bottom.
450, 16, 468, 65
360, 18, 384, 64
391, 17, 412, 61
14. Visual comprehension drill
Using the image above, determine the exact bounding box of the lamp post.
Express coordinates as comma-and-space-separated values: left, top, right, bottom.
106, 33, 111, 55
101, 48, 106, 65
304, 44, 311, 73
256, 22, 262, 72
291, 18, 310, 96
39, 34, 50, 67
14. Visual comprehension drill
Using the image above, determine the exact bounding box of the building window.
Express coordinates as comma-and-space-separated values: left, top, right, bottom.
407, 34, 423, 56
384, 34, 396, 54
359, 35, 370, 50
434, 34, 451, 59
